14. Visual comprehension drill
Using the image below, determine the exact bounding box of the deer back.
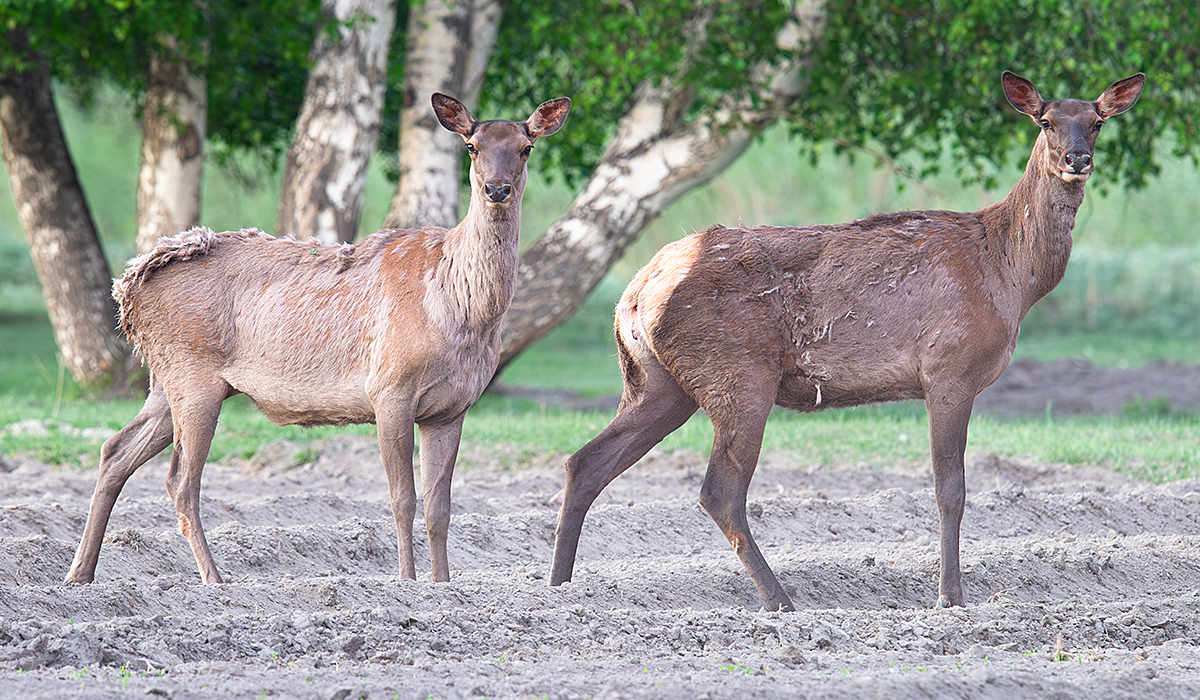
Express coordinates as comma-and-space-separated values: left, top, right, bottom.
118, 227, 457, 425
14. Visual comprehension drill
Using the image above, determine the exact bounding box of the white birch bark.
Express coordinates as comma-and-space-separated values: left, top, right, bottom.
499, 0, 828, 366
135, 40, 206, 255
383, 0, 503, 229
278, 0, 397, 245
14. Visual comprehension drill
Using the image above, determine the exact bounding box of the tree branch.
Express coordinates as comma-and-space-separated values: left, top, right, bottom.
498, 0, 828, 368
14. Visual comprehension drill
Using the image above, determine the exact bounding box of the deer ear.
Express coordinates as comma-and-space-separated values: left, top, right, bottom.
432, 93, 476, 136
526, 97, 571, 139
1096, 73, 1145, 118
1002, 71, 1044, 117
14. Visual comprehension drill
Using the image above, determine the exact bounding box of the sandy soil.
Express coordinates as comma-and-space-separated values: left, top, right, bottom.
2, 359, 1200, 699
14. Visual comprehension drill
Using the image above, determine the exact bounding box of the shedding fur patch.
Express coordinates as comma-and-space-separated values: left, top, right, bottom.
112, 226, 266, 341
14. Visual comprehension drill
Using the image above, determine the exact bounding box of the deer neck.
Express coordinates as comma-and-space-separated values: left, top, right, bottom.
425, 193, 523, 335
985, 134, 1085, 315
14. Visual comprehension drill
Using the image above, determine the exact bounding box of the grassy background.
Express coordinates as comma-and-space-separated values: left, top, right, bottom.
1, 88, 1197, 481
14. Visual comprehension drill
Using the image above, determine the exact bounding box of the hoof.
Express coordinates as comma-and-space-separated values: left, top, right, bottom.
768, 597, 796, 613
63, 570, 93, 585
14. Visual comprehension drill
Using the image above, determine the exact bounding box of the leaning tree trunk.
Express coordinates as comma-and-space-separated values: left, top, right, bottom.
135, 39, 207, 255
278, 0, 397, 245
383, 0, 503, 229
0, 32, 133, 393
498, 0, 827, 368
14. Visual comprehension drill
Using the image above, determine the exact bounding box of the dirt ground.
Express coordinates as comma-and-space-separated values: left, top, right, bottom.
974, 357, 1200, 418
2, 358, 1200, 699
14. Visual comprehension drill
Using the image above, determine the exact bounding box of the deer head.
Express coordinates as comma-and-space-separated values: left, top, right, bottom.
432, 93, 571, 208
1003, 71, 1145, 183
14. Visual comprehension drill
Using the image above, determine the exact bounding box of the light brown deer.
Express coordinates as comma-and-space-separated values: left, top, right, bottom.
65, 93, 570, 585
549, 72, 1144, 611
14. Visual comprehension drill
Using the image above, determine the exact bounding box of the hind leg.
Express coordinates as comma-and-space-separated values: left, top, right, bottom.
163, 379, 228, 583
697, 380, 793, 612
550, 357, 697, 586
65, 377, 174, 583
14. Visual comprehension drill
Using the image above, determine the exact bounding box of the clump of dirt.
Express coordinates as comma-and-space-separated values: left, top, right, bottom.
2, 432, 1199, 698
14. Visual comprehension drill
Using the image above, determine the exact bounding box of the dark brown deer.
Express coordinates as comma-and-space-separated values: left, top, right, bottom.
65, 93, 570, 585
549, 72, 1144, 611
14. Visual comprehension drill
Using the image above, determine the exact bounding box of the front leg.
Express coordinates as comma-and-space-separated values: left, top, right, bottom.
418, 414, 465, 582
925, 392, 974, 608
376, 401, 418, 580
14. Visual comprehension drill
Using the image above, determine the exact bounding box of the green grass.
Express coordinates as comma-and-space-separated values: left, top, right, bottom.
2, 311, 1198, 482
1010, 332, 1199, 367
967, 411, 1200, 483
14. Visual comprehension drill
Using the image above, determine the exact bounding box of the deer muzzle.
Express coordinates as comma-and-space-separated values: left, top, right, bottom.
485, 183, 513, 204
1058, 151, 1093, 181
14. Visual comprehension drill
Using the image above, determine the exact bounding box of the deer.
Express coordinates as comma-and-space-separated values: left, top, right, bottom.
64, 93, 571, 585
548, 72, 1144, 612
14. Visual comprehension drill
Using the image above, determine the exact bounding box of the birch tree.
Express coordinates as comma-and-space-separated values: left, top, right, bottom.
136, 37, 207, 254
0, 30, 133, 392
384, 0, 504, 229
277, 0, 397, 245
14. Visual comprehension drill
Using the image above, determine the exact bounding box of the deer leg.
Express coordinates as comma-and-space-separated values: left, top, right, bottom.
697, 396, 793, 612
925, 393, 974, 608
550, 373, 697, 586
163, 383, 227, 584
418, 414, 465, 583
65, 379, 174, 583
376, 403, 418, 580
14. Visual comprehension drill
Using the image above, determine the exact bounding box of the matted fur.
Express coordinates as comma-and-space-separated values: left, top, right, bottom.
115, 227, 245, 345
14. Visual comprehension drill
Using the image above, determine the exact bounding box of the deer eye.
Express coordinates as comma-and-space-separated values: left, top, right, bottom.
466, 143, 477, 155
1039, 119, 1052, 130
1093, 121, 1104, 132
522, 145, 533, 157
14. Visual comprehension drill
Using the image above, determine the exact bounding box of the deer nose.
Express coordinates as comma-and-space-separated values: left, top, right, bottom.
485, 183, 512, 203
1064, 152, 1093, 172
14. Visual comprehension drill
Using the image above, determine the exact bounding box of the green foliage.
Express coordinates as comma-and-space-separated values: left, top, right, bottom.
482, 0, 790, 186
799, 0, 1200, 189
0, 0, 322, 167
7, 0, 1197, 192
204, 0, 323, 166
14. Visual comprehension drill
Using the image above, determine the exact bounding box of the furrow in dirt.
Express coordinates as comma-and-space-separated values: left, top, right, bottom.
2, 445, 1200, 698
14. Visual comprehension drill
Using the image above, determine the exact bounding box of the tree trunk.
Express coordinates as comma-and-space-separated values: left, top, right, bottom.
0, 32, 133, 393
136, 39, 206, 255
383, 0, 503, 229
498, 0, 828, 368
278, 0, 397, 245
